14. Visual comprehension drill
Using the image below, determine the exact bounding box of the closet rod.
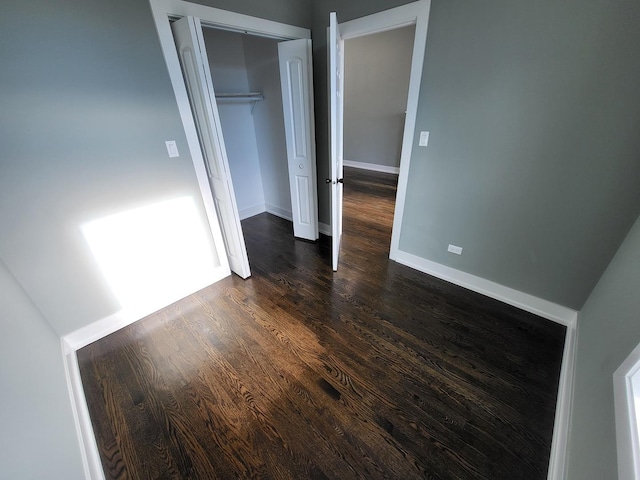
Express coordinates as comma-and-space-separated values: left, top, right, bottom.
215, 92, 265, 103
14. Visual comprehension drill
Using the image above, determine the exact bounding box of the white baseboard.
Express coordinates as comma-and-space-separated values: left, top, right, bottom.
319, 222, 331, 236
547, 323, 577, 480
62, 303, 190, 480
239, 203, 266, 220
343, 159, 400, 175
265, 203, 292, 222
265, 204, 330, 239
61, 339, 105, 480
63, 309, 143, 352
392, 249, 578, 327
392, 248, 578, 480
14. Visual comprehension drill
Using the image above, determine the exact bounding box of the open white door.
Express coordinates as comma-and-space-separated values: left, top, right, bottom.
172, 16, 251, 279
329, 12, 344, 271
278, 39, 319, 241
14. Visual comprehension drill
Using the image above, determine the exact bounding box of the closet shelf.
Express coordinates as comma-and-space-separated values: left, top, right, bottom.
215, 92, 265, 103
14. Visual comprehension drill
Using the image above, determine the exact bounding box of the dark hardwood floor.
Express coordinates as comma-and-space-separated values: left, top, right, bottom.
79, 167, 566, 479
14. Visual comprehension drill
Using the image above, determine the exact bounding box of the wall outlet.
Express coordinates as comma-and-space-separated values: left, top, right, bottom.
165, 140, 179, 158
447, 244, 463, 255
419, 131, 430, 147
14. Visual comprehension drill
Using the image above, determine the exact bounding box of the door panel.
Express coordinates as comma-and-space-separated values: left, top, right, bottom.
172, 16, 251, 279
296, 176, 311, 224
329, 12, 344, 271
278, 39, 319, 241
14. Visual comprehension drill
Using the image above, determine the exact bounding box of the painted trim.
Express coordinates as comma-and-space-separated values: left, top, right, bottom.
547, 323, 577, 480
385, 0, 430, 262
61, 339, 105, 480
614, 342, 640, 480
265, 203, 293, 222
61, 246, 229, 480
239, 203, 266, 220
393, 247, 579, 480
319, 222, 332, 236
262, 206, 331, 237
63, 267, 229, 351
393, 249, 578, 326
161, 0, 310, 40
64, 310, 145, 352
339, 1, 424, 39
343, 159, 399, 175
149, 1, 242, 283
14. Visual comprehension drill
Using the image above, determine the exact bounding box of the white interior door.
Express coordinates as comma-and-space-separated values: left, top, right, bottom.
329, 12, 344, 271
172, 16, 251, 279
278, 39, 319, 241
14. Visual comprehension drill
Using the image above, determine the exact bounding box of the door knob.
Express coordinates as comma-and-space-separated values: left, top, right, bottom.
325, 178, 344, 184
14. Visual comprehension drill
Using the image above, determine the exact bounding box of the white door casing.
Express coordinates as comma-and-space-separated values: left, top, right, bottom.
329, 12, 344, 271
172, 16, 251, 279
333, 1, 431, 263
278, 39, 319, 241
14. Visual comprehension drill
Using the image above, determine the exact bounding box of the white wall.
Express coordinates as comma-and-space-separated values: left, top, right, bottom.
203, 28, 266, 219
243, 35, 293, 218
203, 28, 293, 221
343, 25, 415, 168
0, 260, 85, 479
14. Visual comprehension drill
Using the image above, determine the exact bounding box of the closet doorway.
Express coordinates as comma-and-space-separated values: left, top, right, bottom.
201, 28, 302, 228
150, 1, 318, 281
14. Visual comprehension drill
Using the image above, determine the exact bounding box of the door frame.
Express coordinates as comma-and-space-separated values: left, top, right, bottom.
337, 0, 431, 261
149, 0, 312, 268
614, 342, 640, 480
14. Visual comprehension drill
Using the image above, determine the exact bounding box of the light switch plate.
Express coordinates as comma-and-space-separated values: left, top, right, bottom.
165, 140, 179, 158
419, 131, 430, 147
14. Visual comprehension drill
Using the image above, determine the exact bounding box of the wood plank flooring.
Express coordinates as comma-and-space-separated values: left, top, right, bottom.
78, 167, 566, 479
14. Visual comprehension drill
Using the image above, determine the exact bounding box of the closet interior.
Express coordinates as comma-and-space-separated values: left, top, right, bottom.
201, 27, 293, 223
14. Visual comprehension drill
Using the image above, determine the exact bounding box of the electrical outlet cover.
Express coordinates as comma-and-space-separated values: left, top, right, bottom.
447, 244, 463, 255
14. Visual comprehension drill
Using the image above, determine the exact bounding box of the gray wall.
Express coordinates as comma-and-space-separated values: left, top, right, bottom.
313, 0, 640, 309
1, 0, 218, 336
566, 213, 640, 479
344, 25, 415, 168
400, 0, 640, 309
0, 0, 311, 337
0, 260, 85, 479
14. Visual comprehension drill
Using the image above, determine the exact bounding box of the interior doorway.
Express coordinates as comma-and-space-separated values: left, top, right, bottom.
339, 24, 415, 256
327, 1, 431, 271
